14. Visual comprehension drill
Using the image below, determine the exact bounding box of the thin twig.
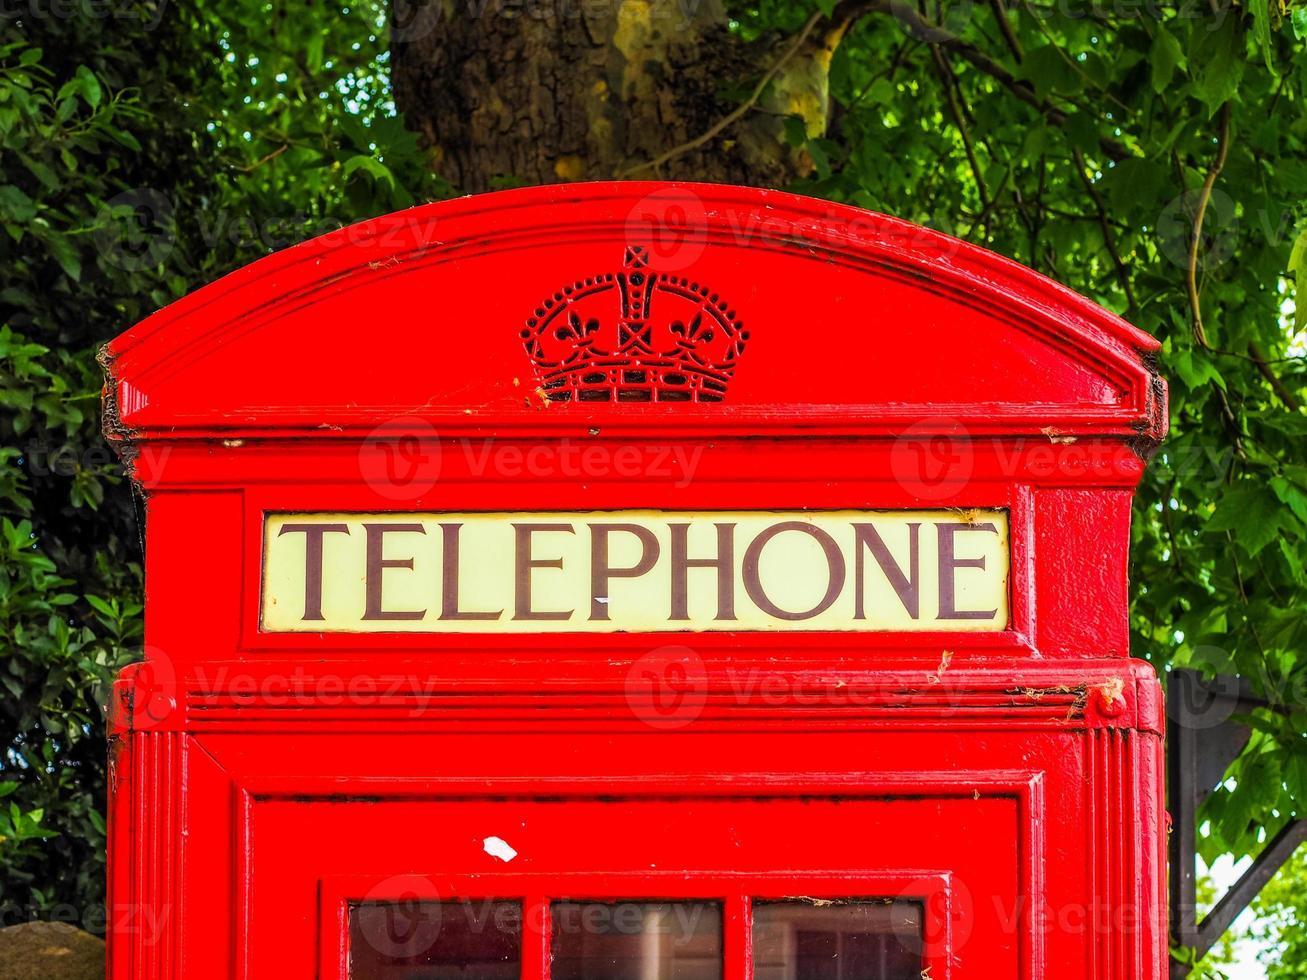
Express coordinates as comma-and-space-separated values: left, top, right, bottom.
1072, 147, 1137, 316
843, 38, 915, 112
989, 0, 1024, 62
829, 0, 1133, 160
629, 0, 1139, 186
1247, 340, 1303, 411
1018, 0, 1131, 115
1188, 101, 1232, 350
1227, 532, 1273, 667
1161, 477, 1185, 575
968, 166, 1012, 237
232, 142, 290, 173
618, 11, 825, 178
930, 46, 990, 216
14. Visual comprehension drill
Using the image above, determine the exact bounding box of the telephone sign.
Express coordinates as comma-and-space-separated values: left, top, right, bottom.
261, 510, 1010, 633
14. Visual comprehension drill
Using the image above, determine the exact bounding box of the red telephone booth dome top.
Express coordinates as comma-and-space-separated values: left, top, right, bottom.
102, 182, 1165, 445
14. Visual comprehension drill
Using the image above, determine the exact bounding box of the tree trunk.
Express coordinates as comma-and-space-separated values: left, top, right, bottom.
389, 0, 842, 193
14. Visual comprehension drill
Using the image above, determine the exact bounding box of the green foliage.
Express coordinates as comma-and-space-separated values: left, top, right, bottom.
0, 9, 184, 922
1251, 849, 1307, 978
1180, 868, 1238, 978
0, 0, 442, 926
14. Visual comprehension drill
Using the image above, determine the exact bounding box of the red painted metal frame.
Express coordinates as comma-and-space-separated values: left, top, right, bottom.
102, 182, 1169, 980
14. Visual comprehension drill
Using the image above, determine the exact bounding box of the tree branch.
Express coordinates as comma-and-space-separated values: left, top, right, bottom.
988, 0, 1024, 63
629, 0, 1133, 181
1072, 146, 1138, 316
1247, 340, 1303, 411
618, 10, 824, 178
829, 0, 1133, 161
930, 45, 990, 215
1188, 101, 1232, 350
231, 142, 290, 173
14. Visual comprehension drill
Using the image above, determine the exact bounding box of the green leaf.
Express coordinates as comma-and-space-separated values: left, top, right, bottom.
110, 128, 141, 151
1150, 29, 1185, 93
74, 65, 102, 108
0, 185, 36, 223
84, 595, 116, 618
782, 115, 807, 148
1289, 226, 1307, 329
1169, 349, 1226, 392
1205, 486, 1298, 555
1294, 6, 1307, 39
41, 233, 81, 282
1249, 0, 1277, 75
1270, 477, 1307, 525
1019, 45, 1082, 101
807, 138, 834, 180
1190, 17, 1244, 113
342, 154, 395, 189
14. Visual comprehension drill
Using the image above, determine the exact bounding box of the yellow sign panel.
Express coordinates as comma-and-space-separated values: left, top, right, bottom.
261, 510, 1009, 633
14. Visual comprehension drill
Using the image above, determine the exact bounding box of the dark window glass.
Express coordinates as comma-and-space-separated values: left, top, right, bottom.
550, 901, 723, 980
350, 900, 522, 980
752, 900, 923, 980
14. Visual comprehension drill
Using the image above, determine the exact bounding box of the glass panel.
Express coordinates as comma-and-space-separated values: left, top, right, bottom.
350, 900, 522, 980
551, 901, 723, 980
752, 900, 923, 980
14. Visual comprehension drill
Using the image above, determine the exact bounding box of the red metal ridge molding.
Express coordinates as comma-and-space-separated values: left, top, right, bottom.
100, 182, 1166, 448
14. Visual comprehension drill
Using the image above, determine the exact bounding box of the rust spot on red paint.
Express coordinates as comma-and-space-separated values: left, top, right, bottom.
927, 650, 953, 684
1094, 677, 1127, 717
97, 344, 127, 441
1017, 684, 1079, 700
1014, 684, 1090, 720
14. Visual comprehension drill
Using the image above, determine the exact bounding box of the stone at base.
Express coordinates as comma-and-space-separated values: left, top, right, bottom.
0, 921, 104, 980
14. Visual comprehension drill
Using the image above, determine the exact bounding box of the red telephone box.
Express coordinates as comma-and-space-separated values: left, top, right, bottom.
102, 182, 1169, 980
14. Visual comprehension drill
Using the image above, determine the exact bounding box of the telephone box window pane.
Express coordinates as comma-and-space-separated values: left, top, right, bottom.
349, 900, 522, 980
752, 901, 923, 980
551, 901, 723, 980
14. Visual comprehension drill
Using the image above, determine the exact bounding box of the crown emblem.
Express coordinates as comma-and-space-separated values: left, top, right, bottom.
521, 246, 748, 403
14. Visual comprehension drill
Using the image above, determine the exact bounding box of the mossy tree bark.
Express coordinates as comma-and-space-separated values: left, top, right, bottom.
390, 0, 845, 192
